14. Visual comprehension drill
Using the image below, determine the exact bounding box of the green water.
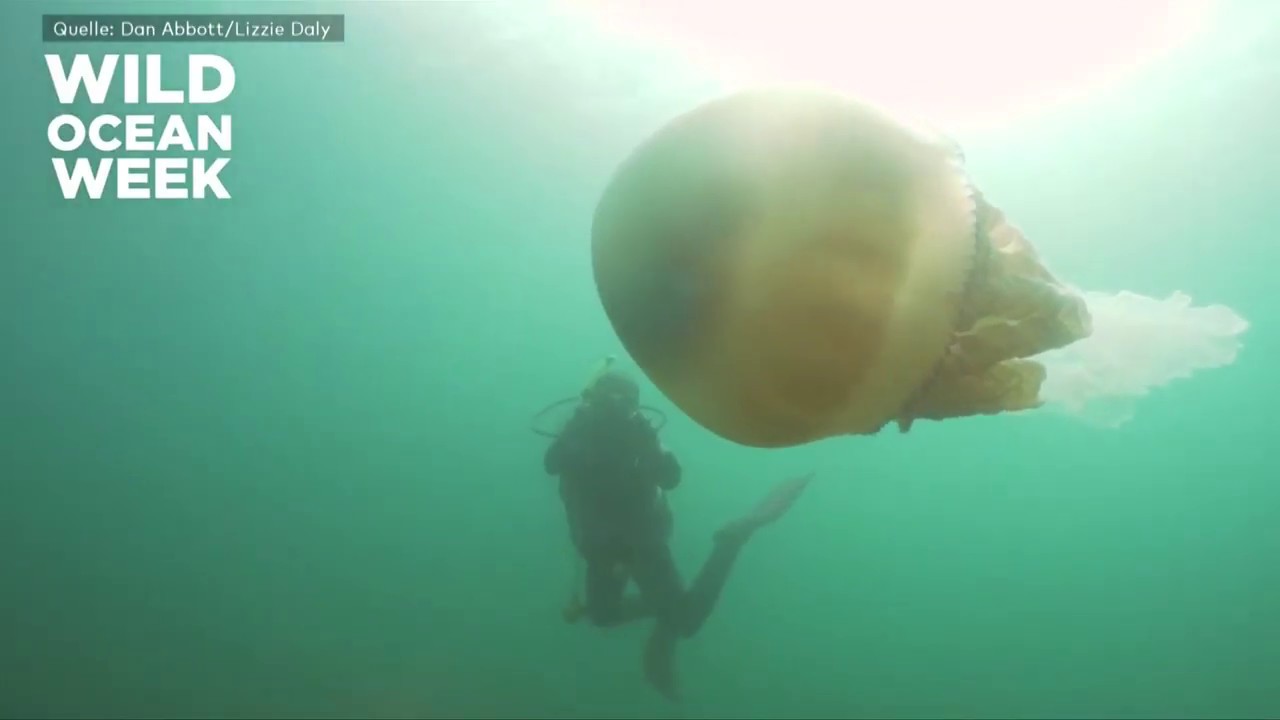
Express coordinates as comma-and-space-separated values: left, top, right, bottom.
2, 2, 1277, 718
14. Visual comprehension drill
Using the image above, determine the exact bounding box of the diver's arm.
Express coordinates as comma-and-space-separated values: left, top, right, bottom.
544, 436, 568, 475
544, 410, 585, 475
652, 449, 681, 490
636, 420, 681, 490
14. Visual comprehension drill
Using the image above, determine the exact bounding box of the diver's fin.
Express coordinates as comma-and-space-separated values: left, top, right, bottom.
643, 623, 681, 702
716, 473, 814, 545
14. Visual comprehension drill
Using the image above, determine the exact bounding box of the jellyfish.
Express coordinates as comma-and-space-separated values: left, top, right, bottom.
590, 87, 1248, 448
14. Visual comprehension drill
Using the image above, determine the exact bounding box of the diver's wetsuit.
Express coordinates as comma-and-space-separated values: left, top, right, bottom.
544, 407, 745, 638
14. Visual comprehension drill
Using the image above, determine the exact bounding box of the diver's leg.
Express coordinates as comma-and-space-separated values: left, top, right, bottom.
631, 530, 744, 641
627, 541, 687, 702
633, 473, 816, 638
627, 537, 742, 702
629, 542, 688, 629
584, 557, 650, 628
583, 558, 626, 627
634, 475, 815, 701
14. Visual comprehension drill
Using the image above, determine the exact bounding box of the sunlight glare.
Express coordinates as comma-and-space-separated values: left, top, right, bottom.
568, 0, 1214, 132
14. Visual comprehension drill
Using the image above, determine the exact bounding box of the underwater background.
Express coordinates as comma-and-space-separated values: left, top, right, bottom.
1, 1, 1277, 717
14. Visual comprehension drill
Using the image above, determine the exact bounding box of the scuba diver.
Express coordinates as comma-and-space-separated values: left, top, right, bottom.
539, 359, 814, 701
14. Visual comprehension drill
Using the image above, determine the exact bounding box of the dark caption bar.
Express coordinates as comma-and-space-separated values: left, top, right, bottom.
43, 14, 345, 43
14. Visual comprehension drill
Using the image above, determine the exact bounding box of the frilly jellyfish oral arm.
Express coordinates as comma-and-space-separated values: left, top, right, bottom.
900, 190, 1249, 432
897, 193, 1091, 429
1036, 289, 1249, 428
